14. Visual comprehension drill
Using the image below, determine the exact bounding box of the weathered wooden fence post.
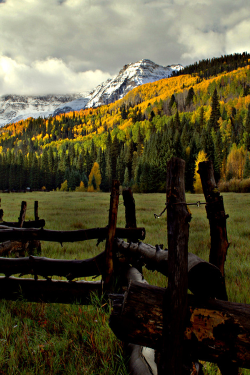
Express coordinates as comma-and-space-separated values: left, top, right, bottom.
18, 201, 27, 256
103, 180, 120, 292
18, 201, 27, 228
198, 161, 229, 278
122, 187, 143, 273
159, 157, 191, 375
32, 201, 41, 255
34, 201, 39, 221
0, 198, 3, 221
122, 187, 137, 240
198, 161, 238, 374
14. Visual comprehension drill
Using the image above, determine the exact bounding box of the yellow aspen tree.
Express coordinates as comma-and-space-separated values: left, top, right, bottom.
194, 150, 208, 193
226, 144, 246, 180
88, 162, 101, 192
75, 181, 85, 192
60, 180, 68, 191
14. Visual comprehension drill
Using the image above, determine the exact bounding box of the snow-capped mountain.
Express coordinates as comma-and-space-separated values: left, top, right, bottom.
0, 59, 183, 127
0, 94, 89, 127
85, 59, 183, 108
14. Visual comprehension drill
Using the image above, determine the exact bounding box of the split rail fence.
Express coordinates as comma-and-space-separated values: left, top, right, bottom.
0, 157, 249, 375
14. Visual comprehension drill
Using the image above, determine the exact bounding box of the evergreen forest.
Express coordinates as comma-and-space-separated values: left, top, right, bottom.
1, 52, 250, 193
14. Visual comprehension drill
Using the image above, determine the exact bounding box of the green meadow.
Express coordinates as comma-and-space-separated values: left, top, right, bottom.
0, 191, 250, 374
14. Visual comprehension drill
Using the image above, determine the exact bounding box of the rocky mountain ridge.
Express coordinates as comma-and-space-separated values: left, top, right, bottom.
0, 59, 183, 127
0, 94, 89, 127
85, 59, 183, 108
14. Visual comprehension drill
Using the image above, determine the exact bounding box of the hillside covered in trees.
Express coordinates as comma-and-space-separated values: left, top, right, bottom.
0, 52, 250, 193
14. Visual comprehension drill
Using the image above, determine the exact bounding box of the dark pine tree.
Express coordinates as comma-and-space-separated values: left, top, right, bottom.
210, 88, 221, 130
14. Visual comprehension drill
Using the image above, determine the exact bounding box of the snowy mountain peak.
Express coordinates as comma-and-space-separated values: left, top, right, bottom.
0, 59, 183, 126
0, 93, 89, 127
86, 59, 183, 108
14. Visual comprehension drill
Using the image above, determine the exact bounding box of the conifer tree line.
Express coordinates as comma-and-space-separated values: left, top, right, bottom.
173, 52, 250, 80
1, 53, 250, 192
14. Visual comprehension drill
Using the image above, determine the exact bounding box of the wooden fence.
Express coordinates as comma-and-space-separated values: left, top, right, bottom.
0, 157, 249, 374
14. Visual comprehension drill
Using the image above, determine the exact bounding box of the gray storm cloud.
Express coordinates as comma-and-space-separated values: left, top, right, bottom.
0, 0, 249, 95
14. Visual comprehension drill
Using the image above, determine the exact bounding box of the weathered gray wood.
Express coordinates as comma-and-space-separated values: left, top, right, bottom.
0, 237, 228, 297
160, 157, 190, 375
0, 277, 101, 304
126, 344, 156, 375
103, 180, 120, 291
122, 267, 157, 375
109, 281, 250, 369
0, 226, 146, 243
116, 239, 227, 300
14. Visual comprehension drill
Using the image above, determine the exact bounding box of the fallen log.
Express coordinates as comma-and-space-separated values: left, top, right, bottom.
0, 238, 227, 297
110, 281, 250, 369
1, 220, 45, 228
0, 227, 146, 243
0, 277, 101, 304
116, 239, 227, 300
0, 253, 106, 279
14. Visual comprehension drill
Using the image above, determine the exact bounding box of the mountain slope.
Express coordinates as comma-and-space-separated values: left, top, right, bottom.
86, 59, 183, 108
0, 52, 250, 194
0, 59, 182, 127
0, 94, 89, 127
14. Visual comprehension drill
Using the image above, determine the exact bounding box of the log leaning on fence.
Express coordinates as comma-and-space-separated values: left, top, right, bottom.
0, 239, 227, 294
116, 239, 227, 300
110, 280, 250, 369
0, 227, 146, 243
0, 277, 101, 304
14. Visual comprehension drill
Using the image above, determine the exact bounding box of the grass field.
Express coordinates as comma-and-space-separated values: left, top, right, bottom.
0, 191, 250, 374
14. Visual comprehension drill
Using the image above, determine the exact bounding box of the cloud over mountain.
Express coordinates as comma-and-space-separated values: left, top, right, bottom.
0, 0, 249, 95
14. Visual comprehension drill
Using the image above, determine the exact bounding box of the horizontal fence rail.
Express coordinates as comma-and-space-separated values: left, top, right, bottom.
0, 220, 45, 228
0, 277, 101, 305
0, 226, 146, 243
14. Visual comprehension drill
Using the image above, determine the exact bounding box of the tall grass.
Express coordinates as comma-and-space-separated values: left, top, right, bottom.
0, 191, 250, 374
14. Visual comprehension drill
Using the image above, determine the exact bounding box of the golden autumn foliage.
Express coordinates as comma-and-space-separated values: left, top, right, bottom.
75, 181, 86, 192
88, 162, 101, 191
1, 59, 250, 193
60, 180, 68, 191
225, 144, 246, 180
194, 150, 208, 193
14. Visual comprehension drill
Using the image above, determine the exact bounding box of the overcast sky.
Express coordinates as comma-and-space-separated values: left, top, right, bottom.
0, 0, 249, 96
